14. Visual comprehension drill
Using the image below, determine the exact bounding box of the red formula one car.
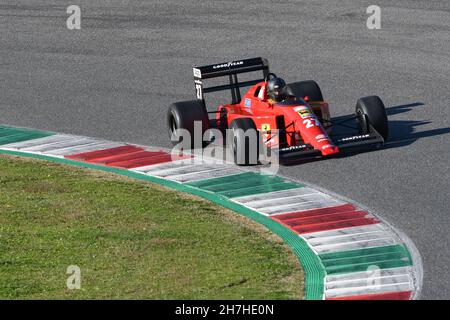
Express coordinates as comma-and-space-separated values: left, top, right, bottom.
168, 57, 388, 165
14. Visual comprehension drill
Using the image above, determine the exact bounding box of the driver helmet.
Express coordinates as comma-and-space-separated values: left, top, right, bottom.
267, 77, 287, 102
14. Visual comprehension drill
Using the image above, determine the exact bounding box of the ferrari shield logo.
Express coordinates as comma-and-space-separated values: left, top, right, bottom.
261, 123, 270, 132
261, 123, 271, 141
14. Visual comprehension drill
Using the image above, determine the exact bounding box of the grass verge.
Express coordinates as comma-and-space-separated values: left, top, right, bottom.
0, 155, 303, 299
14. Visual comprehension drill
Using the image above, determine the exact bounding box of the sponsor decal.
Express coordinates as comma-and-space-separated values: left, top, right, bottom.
298, 109, 311, 118
244, 98, 252, 107
293, 106, 307, 112
280, 144, 308, 152
212, 61, 244, 69
322, 144, 333, 150
315, 134, 328, 143
193, 68, 202, 78
294, 106, 313, 119
338, 134, 371, 142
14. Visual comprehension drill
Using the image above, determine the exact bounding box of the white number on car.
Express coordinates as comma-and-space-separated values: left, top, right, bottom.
195, 84, 203, 99
303, 118, 320, 129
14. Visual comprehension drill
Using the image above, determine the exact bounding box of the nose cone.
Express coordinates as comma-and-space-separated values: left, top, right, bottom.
321, 145, 340, 156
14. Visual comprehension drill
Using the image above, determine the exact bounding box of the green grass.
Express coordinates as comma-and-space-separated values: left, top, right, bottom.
0, 155, 303, 299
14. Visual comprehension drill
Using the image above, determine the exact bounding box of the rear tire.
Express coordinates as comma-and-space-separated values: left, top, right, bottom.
229, 118, 259, 166
285, 80, 324, 102
167, 100, 209, 149
355, 96, 389, 141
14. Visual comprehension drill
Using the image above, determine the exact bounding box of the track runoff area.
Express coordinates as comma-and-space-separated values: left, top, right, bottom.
0, 125, 422, 300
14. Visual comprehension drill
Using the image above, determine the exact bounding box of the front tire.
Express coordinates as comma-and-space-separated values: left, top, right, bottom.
355, 96, 389, 141
167, 100, 209, 149
229, 118, 259, 166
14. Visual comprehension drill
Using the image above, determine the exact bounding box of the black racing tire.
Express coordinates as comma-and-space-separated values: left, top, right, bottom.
229, 118, 259, 166
355, 96, 389, 141
167, 100, 210, 149
285, 80, 324, 102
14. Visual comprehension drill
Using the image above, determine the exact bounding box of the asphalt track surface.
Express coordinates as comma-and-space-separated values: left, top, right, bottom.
1, 0, 449, 299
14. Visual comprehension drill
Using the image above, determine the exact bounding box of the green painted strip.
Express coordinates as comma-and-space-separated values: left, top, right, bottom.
324, 259, 412, 275
0, 126, 53, 136
187, 172, 303, 198
320, 244, 410, 261
199, 176, 290, 192
0, 148, 325, 300
0, 126, 54, 145
319, 245, 412, 275
0, 132, 43, 145
322, 251, 408, 268
186, 172, 280, 188
219, 182, 301, 198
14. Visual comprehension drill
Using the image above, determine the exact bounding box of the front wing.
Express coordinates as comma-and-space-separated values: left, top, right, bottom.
275, 128, 384, 162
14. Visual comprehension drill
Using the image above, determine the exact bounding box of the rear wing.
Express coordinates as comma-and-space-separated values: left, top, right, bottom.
193, 57, 270, 104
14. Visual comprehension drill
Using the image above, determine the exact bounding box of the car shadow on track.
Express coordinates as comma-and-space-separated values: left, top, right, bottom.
384, 102, 450, 149
282, 102, 450, 166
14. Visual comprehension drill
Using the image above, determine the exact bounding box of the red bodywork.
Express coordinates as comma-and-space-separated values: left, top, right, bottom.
216, 81, 339, 156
